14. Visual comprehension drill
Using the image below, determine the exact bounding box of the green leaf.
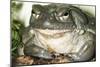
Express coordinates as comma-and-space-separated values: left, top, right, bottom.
14, 24, 20, 30
14, 31, 19, 40
11, 47, 17, 51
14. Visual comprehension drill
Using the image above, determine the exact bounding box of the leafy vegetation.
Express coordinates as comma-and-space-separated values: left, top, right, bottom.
11, 1, 25, 57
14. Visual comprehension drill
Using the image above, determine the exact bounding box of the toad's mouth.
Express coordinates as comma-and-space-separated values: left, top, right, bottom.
34, 29, 72, 38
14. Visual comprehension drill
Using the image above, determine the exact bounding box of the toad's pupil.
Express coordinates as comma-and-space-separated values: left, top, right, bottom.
64, 12, 68, 16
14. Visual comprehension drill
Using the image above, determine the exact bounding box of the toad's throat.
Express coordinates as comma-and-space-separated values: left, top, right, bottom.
33, 29, 74, 53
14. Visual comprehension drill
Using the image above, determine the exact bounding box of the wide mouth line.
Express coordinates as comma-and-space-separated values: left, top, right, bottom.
35, 29, 72, 36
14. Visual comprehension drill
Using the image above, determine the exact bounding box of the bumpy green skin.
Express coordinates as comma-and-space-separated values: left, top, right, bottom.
22, 4, 95, 62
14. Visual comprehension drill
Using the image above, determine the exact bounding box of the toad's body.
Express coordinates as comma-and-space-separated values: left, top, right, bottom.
22, 4, 95, 62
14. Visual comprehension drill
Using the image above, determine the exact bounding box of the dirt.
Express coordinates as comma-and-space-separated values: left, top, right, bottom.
15, 55, 71, 65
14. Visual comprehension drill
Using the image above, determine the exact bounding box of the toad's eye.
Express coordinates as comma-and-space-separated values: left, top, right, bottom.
63, 12, 69, 16
56, 12, 69, 22
32, 10, 40, 19
60, 12, 69, 20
